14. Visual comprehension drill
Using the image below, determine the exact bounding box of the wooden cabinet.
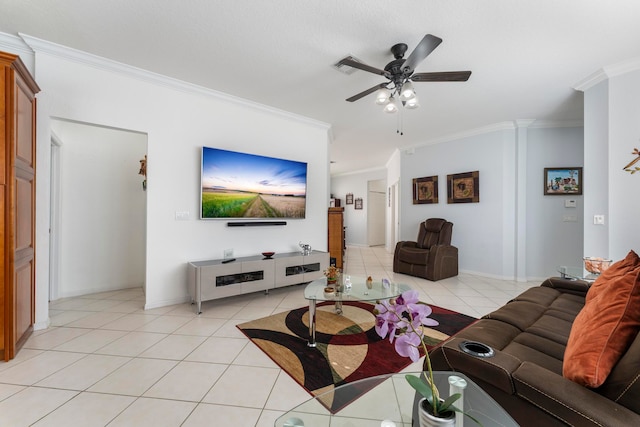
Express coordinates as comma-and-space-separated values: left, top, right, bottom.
187, 251, 329, 314
328, 207, 345, 269
1, 51, 40, 361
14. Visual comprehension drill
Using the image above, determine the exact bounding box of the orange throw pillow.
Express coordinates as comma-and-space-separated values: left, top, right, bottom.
563, 255, 640, 388
587, 250, 640, 303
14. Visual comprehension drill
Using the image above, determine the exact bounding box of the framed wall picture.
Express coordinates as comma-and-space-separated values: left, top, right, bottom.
345, 193, 354, 204
447, 171, 480, 203
544, 167, 583, 195
354, 197, 363, 209
412, 175, 438, 204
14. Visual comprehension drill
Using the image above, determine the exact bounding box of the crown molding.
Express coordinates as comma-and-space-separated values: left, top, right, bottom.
331, 117, 583, 176
573, 57, 640, 91
331, 165, 387, 178
18, 33, 330, 131
0, 32, 34, 57
529, 119, 583, 128
406, 121, 516, 151
514, 119, 536, 128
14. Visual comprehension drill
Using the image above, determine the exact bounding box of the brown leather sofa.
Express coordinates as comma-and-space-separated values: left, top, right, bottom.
393, 218, 458, 281
429, 277, 640, 426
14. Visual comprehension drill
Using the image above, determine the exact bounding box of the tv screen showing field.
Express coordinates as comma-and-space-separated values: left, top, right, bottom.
201, 147, 307, 219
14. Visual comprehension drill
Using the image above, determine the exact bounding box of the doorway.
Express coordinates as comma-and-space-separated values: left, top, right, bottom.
367, 179, 386, 246
49, 119, 147, 299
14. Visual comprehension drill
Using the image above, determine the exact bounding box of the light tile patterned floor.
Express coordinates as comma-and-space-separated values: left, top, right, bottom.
0, 246, 535, 426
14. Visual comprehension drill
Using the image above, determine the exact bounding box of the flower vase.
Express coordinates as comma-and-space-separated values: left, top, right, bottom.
327, 278, 337, 285
417, 398, 455, 427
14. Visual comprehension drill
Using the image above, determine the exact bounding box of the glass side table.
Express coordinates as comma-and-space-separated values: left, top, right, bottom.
557, 266, 598, 282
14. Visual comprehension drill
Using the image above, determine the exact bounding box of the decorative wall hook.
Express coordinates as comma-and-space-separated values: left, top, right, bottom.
139, 155, 147, 190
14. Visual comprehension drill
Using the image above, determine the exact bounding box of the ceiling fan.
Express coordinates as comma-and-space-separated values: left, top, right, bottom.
339, 34, 471, 113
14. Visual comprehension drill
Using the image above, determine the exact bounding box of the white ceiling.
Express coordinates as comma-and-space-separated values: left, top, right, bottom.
2, 1, 640, 174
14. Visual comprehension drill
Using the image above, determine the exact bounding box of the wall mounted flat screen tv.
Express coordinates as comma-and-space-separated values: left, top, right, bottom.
201, 146, 307, 219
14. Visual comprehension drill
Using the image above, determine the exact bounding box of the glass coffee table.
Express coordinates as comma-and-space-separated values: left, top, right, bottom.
557, 266, 598, 282
304, 276, 410, 347
275, 371, 518, 426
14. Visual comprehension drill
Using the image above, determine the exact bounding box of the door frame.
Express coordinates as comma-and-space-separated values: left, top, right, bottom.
49, 132, 62, 301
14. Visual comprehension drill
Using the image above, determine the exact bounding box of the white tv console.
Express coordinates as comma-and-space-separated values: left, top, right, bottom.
187, 251, 329, 314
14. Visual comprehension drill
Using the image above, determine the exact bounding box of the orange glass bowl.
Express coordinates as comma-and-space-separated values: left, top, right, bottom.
583, 257, 612, 274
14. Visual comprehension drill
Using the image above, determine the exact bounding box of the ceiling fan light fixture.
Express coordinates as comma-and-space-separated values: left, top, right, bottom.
374, 88, 391, 105
383, 96, 399, 113
405, 96, 420, 109
399, 81, 416, 101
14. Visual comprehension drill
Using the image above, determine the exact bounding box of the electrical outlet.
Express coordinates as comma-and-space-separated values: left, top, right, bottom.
223, 249, 234, 259
593, 215, 605, 225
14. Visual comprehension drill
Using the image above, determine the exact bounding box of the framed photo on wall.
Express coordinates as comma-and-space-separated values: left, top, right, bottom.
412, 175, 438, 204
544, 167, 582, 195
447, 171, 480, 204
354, 197, 363, 209
345, 193, 354, 204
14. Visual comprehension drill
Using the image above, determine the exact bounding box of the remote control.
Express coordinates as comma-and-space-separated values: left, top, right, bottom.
221, 258, 236, 264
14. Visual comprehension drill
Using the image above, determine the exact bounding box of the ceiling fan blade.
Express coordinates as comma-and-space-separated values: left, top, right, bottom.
346, 83, 388, 102
402, 34, 442, 72
339, 58, 390, 77
411, 71, 472, 82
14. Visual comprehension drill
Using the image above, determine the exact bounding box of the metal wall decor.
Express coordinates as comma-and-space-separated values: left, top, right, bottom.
447, 171, 479, 203
412, 175, 438, 204
623, 148, 640, 174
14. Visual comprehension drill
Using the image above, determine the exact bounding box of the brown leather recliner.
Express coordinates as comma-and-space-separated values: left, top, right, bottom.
393, 218, 458, 281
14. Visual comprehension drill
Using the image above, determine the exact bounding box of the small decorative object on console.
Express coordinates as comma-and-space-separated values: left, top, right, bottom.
323, 287, 335, 297
366, 276, 373, 291
261, 251, 275, 259
299, 241, 312, 255
583, 257, 612, 274
324, 265, 339, 284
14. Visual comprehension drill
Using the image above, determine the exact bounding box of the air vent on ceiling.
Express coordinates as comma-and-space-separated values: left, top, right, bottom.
333, 55, 362, 75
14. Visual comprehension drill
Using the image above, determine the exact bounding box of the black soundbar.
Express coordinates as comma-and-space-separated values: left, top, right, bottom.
227, 221, 287, 227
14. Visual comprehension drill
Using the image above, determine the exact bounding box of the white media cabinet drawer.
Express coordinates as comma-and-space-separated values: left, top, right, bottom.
188, 251, 328, 314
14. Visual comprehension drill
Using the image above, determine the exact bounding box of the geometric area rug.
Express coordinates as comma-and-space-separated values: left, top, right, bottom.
236, 300, 476, 412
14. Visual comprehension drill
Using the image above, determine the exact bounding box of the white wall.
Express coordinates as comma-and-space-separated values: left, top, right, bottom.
51, 120, 147, 298
526, 127, 584, 277
399, 130, 513, 278
608, 70, 640, 259
582, 68, 640, 260
19, 36, 330, 326
583, 80, 610, 257
394, 125, 584, 280
330, 169, 386, 246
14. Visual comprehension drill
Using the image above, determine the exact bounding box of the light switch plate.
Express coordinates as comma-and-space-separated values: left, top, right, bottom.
175, 211, 190, 220
565, 199, 576, 208
594, 214, 605, 225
